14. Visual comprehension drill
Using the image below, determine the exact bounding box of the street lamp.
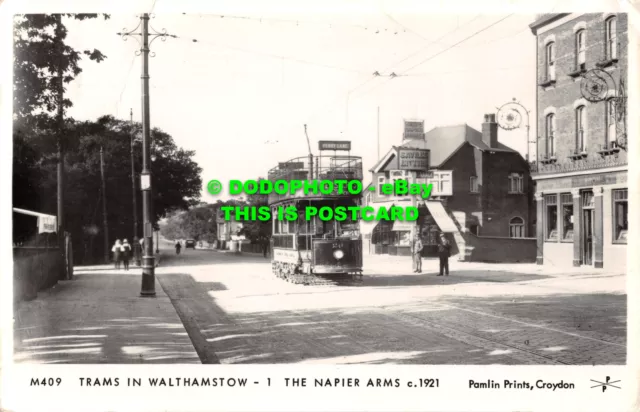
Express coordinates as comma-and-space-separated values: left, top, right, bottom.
119, 14, 175, 297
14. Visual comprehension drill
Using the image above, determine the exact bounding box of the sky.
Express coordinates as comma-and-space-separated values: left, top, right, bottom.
36, 4, 542, 201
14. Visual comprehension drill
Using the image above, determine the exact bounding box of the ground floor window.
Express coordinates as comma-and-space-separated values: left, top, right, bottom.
613, 189, 628, 243
509, 217, 524, 238
561, 193, 574, 241
545, 194, 558, 241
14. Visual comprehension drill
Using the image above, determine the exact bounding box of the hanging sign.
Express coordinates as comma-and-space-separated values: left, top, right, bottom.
318, 140, 351, 151
38, 215, 57, 234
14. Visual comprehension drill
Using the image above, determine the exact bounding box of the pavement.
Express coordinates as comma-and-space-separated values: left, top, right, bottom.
13, 263, 200, 364
154, 249, 626, 365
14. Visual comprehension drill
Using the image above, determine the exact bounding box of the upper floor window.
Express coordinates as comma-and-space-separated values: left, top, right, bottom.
605, 16, 617, 60
428, 171, 453, 196
508, 173, 524, 194
576, 105, 587, 152
545, 42, 556, 80
389, 170, 409, 195
469, 176, 479, 193
545, 113, 556, 157
606, 98, 617, 146
377, 176, 386, 195
576, 30, 586, 69
509, 217, 525, 238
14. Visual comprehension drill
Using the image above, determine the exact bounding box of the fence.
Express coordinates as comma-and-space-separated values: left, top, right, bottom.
13, 246, 63, 303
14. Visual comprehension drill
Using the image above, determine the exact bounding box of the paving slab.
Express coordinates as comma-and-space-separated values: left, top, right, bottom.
13, 265, 200, 364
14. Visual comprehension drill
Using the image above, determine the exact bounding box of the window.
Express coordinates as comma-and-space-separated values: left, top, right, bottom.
605, 16, 617, 60
545, 42, 556, 80
576, 105, 587, 152
508, 173, 524, 193
377, 175, 386, 195
606, 99, 617, 146
390, 170, 409, 196
468, 224, 479, 236
561, 193, 574, 241
613, 189, 627, 243
469, 176, 479, 193
509, 217, 525, 238
545, 113, 556, 157
576, 29, 586, 69
545, 194, 558, 241
429, 171, 452, 196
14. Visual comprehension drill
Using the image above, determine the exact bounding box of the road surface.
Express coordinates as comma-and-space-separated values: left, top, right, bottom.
156, 248, 626, 365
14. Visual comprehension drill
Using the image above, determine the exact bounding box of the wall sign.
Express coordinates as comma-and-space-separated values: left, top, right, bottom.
403, 120, 425, 140
397, 148, 430, 171
318, 140, 351, 151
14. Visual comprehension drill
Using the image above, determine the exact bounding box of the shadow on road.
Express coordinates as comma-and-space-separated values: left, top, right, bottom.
157, 272, 626, 365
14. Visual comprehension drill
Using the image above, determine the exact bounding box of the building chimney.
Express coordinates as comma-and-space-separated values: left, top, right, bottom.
482, 113, 498, 148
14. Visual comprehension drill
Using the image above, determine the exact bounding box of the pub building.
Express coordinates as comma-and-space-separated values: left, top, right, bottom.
530, 13, 628, 271
362, 115, 533, 259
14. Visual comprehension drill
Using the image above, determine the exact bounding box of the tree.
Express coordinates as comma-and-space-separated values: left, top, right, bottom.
238, 177, 272, 243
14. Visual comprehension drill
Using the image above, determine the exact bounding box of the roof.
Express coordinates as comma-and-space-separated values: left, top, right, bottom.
529, 13, 570, 35
370, 124, 518, 172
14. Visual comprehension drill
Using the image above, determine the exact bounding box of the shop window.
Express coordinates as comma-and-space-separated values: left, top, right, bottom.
509, 217, 524, 238
613, 189, 627, 243
561, 193, 574, 242
545, 194, 558, 241
469, 176, 479, 193
508, 173, 524, 193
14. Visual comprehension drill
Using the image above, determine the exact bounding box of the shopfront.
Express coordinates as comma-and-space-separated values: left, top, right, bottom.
534, 169, 627, 271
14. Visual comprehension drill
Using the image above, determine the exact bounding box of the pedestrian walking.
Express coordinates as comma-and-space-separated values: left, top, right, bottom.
411, 232, 423, 273
175, 241, 182, 255
111, 239, 122, 269
121, 239, 132, 271
437, 233, 451, 276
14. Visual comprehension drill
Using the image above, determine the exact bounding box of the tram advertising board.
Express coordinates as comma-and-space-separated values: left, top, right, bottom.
318, 140, 351, 151
397, 148, 429, 171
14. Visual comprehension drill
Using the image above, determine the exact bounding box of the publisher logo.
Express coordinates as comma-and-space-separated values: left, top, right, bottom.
590, 376, 620, 392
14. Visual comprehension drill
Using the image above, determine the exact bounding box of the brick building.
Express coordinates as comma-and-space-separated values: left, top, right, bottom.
530, 13, 628, 270
363, 114, 534, 261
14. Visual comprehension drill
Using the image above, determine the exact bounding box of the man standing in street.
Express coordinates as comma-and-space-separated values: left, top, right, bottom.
437, 233, 451, 276
411, 232, 423, 273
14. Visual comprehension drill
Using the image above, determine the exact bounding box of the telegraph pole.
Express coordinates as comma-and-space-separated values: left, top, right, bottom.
55, 14, 66, 279
100, 147, 109, 263
119, 14, 175, 297
130, 108, 138, 241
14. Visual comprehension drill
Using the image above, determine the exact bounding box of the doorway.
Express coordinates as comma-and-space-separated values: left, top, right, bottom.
581, 191, 594, 266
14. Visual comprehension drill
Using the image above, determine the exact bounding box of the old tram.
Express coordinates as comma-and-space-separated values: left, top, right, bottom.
268, 147, 364, 285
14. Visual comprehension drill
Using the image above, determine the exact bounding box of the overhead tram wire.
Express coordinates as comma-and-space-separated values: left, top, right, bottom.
352, 14, 515, 100
114, 54, 137, 118
173, 35, 370, 75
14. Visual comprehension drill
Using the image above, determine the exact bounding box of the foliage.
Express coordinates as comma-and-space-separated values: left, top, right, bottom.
238, 177, 272, 243
13, 13, 110, 123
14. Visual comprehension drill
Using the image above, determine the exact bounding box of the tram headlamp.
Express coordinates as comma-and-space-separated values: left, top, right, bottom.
333, 249, 344, 260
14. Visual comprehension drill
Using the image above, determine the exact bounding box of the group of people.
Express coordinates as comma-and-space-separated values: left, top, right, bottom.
411, 232, 451, 276
111, 239, 132, 270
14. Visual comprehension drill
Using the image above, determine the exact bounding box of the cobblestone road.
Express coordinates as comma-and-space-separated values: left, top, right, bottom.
156, 249, 626, 365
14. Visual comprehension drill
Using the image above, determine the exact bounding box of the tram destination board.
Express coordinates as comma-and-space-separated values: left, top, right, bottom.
397, 148, 429, 171
318, 140, 351, 151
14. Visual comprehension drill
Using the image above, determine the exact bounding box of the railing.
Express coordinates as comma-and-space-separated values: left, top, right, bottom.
267, 155, 363, 204
530, 155, 627, 175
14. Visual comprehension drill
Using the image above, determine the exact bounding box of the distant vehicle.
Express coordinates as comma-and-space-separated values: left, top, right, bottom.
185, 239, 196, 249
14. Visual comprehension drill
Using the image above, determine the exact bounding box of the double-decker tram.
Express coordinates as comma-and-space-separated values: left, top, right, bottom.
268, 152, 364, 286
